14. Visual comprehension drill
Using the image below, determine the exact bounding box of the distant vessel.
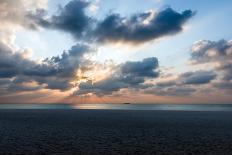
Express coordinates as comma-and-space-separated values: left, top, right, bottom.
123, 102, 131, 104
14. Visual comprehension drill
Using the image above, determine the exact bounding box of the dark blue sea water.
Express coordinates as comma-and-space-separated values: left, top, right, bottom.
0, 103, 232, 111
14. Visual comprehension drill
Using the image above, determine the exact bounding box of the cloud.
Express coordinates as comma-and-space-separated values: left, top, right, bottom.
0, 0, 47, 30
191, 39, 232, 77
144, 70, 216, 96
190, 39, 232, 90
0, 41, 92, 79
0, 41, 94, 92
26, 43, 95, 90
179, 70, 216, 85
32, 2, 194, 44
213, 82, 232, 90
76, 57, 159, 96
36, 0, 91, 39
4, 0, 228, 102
0, 0, 48, 45
93, 8, 194, 44
191, 39, 232, 64
0, 42, 36, 78
26, 43, 93, 77
145, 86, 196, 96
121, 57, 159, 77
7, 81, 43, 92
217, 63, 232, 81
157, 70, 216, 86
156, 80, 176, 87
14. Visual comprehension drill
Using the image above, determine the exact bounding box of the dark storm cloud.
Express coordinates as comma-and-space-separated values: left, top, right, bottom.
180, 71, 216, 85
76, 57, 159, 96
93, 8, 194, 44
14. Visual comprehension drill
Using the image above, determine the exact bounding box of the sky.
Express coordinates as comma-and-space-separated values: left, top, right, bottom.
0, 0, 232, 104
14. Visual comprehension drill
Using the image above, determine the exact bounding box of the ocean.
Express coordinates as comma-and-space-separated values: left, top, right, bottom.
0, 103, 232, 111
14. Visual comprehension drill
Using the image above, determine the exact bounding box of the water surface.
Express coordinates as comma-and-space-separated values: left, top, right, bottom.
0, 103, 232, 111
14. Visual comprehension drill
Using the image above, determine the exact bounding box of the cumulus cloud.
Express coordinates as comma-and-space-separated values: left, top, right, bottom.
0, 0, 47, 30
76, 57, 159, 96
93, 8, 194, 44
4, 0, 225, 102
188, 39, 232, 93
144, 70, 215, 96
32, 1, 194, 44
27, 43, 95, 90
0, 0, 48, 46
0, 42, 36, 78
217, 63, 232, 81
26, 43, 93, 77
0, 40, 95, 92
35, 0, 92, 39
121, 57, 159, 77
191, 39, 232, 64
190, 39, 232, 90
